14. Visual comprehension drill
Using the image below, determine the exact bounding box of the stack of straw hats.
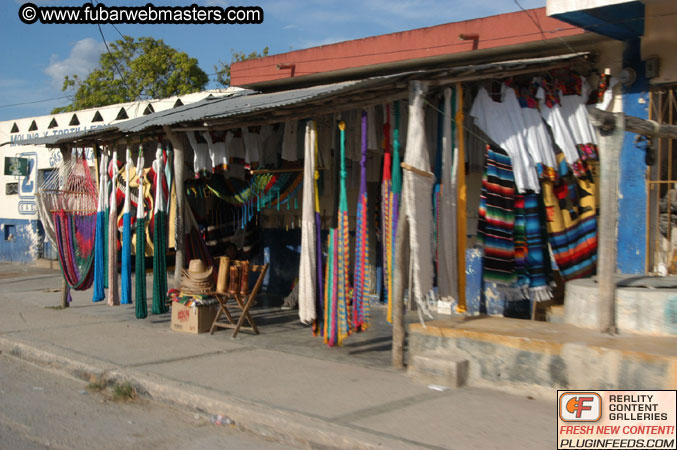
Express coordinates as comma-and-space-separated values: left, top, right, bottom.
181, 259, 215, 294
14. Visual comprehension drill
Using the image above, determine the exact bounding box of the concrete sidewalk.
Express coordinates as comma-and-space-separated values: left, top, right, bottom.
0, 263, 555, 450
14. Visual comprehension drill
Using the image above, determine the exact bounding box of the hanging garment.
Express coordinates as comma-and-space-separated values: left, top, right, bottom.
242, 127, 262, 163
436, 88, 458, 305
504, 82, 558, 177
281, 119, 299, 161
352, 111, 371, 331
187, 132, 212, 177
299, 121, 318, 324
470, 87, 539, 193
536, 85, 580, 166
559, 76, 598, 147
92, 152, 109, 302
477, 145, 520, 293
152, 149, 169, 314
400, 84, 435, 320
202, 132, 228, 172
107, 151, 120, 306
120, 149, 134, 305
135, 154, 148, 319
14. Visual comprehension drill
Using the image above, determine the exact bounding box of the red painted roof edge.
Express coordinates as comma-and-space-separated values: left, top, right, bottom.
231, 7, 587, 87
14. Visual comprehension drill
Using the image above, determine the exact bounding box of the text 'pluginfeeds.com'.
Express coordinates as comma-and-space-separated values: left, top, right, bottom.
18, 2, 264, 25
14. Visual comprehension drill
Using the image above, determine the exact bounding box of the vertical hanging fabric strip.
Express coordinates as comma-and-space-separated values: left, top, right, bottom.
336, 121, 351, 346
299, 121, 317, 324
455, 83, 467, 312
120, 149, 133, 305
107, 151, 120, 306
381, 104, 392, 312
313, 128, 324, 337
103, 155, 110, 290
388, 101, 403, 323
135, 154, 148, 319
352, 111, 370, 331
92, 152, 108, 302
152, 149, 169, 315
436, 87, 459, 305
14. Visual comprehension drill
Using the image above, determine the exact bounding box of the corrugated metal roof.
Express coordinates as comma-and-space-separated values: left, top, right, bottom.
3, 52, 590, 147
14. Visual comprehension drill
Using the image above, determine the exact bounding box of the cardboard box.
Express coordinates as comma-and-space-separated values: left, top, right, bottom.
171, 302, 218, 334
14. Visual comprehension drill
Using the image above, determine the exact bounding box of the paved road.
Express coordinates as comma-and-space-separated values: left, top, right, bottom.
0, 354, 290, 450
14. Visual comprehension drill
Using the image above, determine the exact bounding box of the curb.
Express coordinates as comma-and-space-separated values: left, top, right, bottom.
0, 336, 417, 450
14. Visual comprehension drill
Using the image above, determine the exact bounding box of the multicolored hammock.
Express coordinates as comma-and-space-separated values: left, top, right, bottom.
352, 111, 370, 331
107, 151, 120, 306
381, 105, 393, 311
38, 151, 98, 293
387, 101, 403, 323
323, 121, 351, 347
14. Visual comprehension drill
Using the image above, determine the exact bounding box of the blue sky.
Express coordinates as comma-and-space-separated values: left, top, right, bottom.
0, 0, 544, 121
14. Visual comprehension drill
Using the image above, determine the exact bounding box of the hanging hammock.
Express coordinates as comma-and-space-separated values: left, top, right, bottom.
323, 121, 351, 347
37, 150, 98, 292
92, 152, 109, 302
352, 111, 370, 331
387, 101, 403, 323
381, 105, 393, 310
107, 151, 120, 306
152, 149, 169, 315
135, 153, 148, 319
120, 148, 134, 305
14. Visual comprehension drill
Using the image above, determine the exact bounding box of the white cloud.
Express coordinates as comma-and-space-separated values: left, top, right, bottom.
43, 38, 105, 88
203, 0, 229, 6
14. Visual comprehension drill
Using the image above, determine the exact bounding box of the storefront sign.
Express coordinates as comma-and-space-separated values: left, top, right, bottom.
4, 157, 28, 176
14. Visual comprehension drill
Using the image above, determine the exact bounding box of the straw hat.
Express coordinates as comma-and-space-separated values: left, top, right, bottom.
182, 259, 214, 281
180, 259, 215, 294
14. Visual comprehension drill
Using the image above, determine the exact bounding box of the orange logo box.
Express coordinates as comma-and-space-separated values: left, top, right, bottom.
559, 392, 603, 422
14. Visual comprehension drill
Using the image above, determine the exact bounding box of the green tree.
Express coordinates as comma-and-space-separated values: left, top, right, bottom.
213, 47, 269, 87
52, 36, 209, 113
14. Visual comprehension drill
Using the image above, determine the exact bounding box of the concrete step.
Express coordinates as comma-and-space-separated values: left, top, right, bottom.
546, 305, 565, 324
408, 352, 469, 388
408, 316, 677, 393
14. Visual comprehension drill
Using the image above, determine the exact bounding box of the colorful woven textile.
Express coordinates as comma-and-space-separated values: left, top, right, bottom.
381, 105, 392, 310
542, 153, 597, 281
524, 193, 553, 301
387, 101, 403, 323
135, 154, 148, 319
323, 229, 338, 346
352, 111, 371, 331
152, 150, 169, 315
92, 153, 108, 302
478, 145, 517, 287
336, 121, 351, 345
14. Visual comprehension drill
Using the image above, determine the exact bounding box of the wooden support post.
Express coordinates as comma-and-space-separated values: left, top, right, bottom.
163, 126, 185, 288
595, 112, 625, 335
60, 279, 69, 308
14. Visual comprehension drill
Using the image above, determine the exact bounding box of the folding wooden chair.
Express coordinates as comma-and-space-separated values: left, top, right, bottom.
210, 260, 269, 338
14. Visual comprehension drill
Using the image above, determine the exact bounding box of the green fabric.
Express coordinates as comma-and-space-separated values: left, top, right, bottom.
135, 217, 147, 319
391, 100, 403, 195
152, 211, 168, 315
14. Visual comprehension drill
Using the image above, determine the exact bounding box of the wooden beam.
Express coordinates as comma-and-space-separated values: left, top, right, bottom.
589, 106, 677, 139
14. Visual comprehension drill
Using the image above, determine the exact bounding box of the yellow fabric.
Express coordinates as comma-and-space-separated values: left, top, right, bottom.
455, 83, 467, 312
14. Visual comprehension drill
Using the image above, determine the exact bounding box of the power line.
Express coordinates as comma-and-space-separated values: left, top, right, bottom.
0, 96, 72, 109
